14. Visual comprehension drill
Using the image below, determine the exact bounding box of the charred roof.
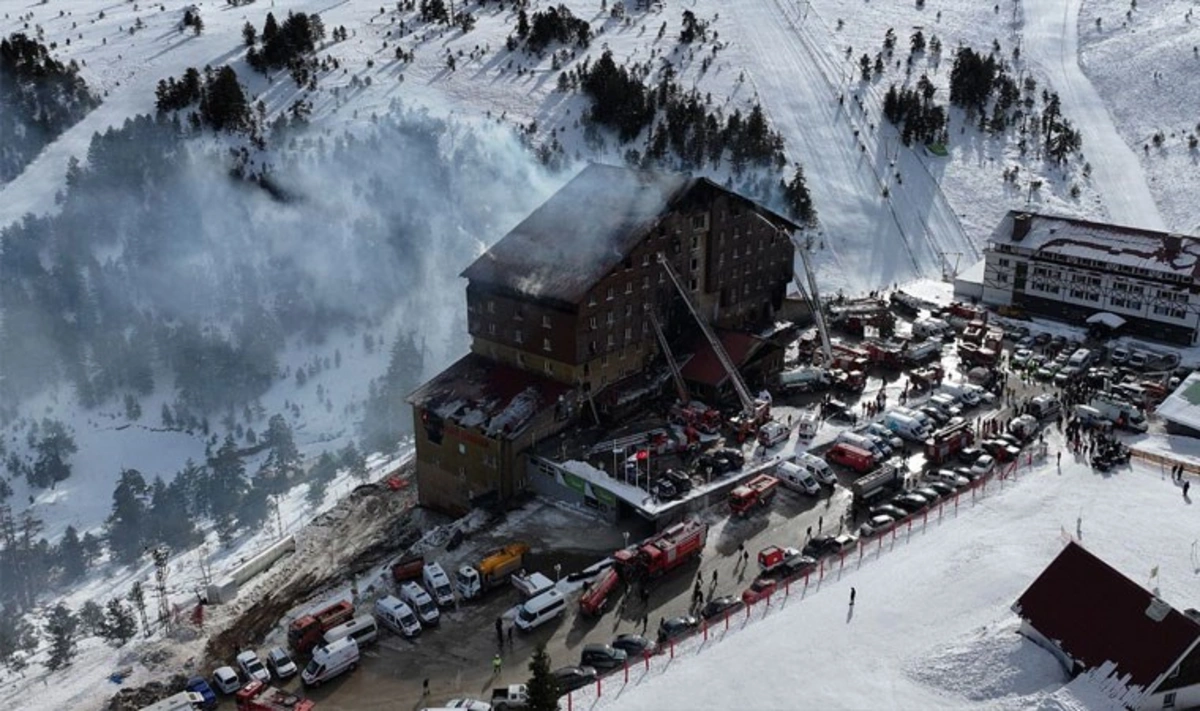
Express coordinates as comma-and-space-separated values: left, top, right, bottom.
461, 163, 799, 306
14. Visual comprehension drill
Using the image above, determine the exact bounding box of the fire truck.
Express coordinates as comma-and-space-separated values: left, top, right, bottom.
613, 519, 708, 579
830, 343, 870, 373
923, 421, 975, 465
729, 474, 780, 517
578, 566, 621, 616
236, 680, 316, 711
863, 340, 905, 370
287, 600, 354, 655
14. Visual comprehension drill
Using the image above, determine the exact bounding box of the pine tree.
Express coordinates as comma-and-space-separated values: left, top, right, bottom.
78, 600, 106, 637
261, 414, 299, 489
242, 21, 257, 46
106, 469, 149, 565
339, 442, 367, 482
207, 435, 247, 541
525, 643, 560, 711
102, 598, 137, 646
262, 12, 279, 44
128, 581, 150, 638
147, 476, 198, 549
29, 419, 77, 489
161, 403, 175, 428
0, 614, 36, 673
56, 524, 87, 583
44, 603, 78, 671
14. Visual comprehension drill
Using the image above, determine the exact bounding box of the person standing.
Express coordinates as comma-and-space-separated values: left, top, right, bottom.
1185, 480, 1191, 497
494, 617, 503, 647
492, 654, 502, 675
849, 587, 856, 606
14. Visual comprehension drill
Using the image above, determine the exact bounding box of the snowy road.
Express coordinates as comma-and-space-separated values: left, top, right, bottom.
1021, 0, 1166, 230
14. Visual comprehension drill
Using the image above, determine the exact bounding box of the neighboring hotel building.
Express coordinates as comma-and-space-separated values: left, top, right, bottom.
980, 212, 1200, 345
408, 164, 798, 515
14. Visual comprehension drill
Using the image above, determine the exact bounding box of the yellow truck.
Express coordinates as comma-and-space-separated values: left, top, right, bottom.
455, 543, 529, 600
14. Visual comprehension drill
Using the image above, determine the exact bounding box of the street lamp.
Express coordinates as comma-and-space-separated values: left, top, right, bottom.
554, 563, 562, 583
622, 531, 630, 548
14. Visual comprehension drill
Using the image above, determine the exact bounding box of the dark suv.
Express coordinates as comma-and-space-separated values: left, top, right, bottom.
579, 644, 627, 672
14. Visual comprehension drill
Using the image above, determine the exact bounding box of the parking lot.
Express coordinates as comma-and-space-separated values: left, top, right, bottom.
216, 300, 1183, 710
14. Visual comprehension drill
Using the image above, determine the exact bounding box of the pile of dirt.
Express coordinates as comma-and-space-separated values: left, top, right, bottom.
202, 465, 418, 666
104, 674, 187, 711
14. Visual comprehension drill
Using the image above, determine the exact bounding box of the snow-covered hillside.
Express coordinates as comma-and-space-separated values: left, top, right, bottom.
582, 437, 1198, 711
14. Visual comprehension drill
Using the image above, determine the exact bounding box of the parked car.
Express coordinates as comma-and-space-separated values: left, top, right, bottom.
922, 480, 957, 497
611, 634, 658, 658
700, 595, 744, 620
1012, 348, 1034, 366
185, 676, 217, 709
1128, 351, 1149, 370
650, 478, 678, 500
265, 647, 297, 680
890, 493, 929, 514
802, 534, 857, 558
777, 553, 818, 578
957, 446, 984, 464
443, 699, 492, 710
859, 515, 896, 537
1034, 332, 1052, 345
954, 465, 982, 482
971, 454, 996, 476
918, 406, 948, 426
821, 398, 857, 424
211, 666, 241, 695
662, 469, 693, 495
552, 666, 598, 693
869, 503, 909, 520
1110, 346, 1130, 365
912, 486, 944, 502
1017, 335, 1036, 349
236, 650, 271, 684
926, 469, 969, 488
657, 615, 699, 644
579, 644, 627, 672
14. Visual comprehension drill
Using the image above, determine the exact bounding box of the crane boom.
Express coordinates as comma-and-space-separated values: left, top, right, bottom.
656, 254, 756, 414
648, 310, 689, 404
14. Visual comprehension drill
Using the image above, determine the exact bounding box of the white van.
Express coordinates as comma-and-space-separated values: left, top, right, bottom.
836, 431, 884, 461
302, 637, 360, 687
374, 595, 422, 638
757, 421, 789, 448
324, 614, 378, 648
938, 382, 979, 407
399, 581, 441, 626
884, 411, 929, 442
1068, 348, 1092, 368
794, 451, 837, 486
422, 562, 456, 607
776, 461, 820, 495
893, 406, 934, 431
514, 588, 566, 632
929, 393, 962, 418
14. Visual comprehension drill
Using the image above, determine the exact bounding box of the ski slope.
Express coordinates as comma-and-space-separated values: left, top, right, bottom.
582, 434, 1198, 711
1022, 0, 1166, 230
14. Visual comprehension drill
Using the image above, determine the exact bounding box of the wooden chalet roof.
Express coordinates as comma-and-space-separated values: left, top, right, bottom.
461, 163, 799, 306
1013, 541, 1200, 690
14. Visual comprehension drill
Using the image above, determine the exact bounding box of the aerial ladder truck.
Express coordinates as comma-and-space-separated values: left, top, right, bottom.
751, 213, 832, 365
657, 254, 771, 442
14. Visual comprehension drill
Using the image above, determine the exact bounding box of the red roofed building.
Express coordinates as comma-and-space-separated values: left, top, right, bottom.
679, 329, 783, 403
1012, 541, 1200, 710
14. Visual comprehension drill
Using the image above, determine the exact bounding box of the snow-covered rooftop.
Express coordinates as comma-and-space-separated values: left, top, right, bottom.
989, 212, 1200, 280
1155, 371, 1200, 432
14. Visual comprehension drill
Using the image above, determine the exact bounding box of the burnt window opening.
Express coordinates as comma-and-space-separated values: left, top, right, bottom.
423, 411, 445, 445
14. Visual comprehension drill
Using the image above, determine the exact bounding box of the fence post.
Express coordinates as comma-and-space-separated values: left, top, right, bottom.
766, 589, 771, 608
785, 579, 790, 597
624, 660, 629, 684
819, 559, 825, 581
596, 676, 602, 697
745, 602, 751, 620
568, 693, 572, 711
839, 552, 845, 571
725, 609, 730, 631
922, 510, 928, 528
670, 639, 675, 658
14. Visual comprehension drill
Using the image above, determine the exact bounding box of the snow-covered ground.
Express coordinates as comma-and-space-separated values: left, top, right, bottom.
573, 432, 1198, 711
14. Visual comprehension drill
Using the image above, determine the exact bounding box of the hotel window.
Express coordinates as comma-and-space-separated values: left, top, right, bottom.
488, 323, 496, 336
513, 308, 523, 321
642, 254, 651, 267
588, 294, 596, 307
542, 314, 551, 328
642, 276, 650, 290
690, 278, 699, 291
625, 304, 633, 317
543, 338, 552, 352
625, 327, 632, 341
514, 329, 524, 344
625, 282, 633, 294
1153, 290, 1188, 319
606, 311, 615, 325
516, 353, 525, 366
589, 316, 597, 330
544, 361, 553, 375
487, 300, 495, 313
606, 286, 614, 301
607, 334, 615, 348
